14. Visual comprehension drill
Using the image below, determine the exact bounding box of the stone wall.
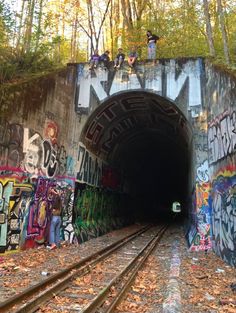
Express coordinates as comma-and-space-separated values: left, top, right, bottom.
206, 62, 236, 266
0, 67, 80, 251
0, 66, 127, 252
1, 59, 236, 265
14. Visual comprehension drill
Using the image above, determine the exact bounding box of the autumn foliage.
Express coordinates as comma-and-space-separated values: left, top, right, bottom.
0, 0, 235, 83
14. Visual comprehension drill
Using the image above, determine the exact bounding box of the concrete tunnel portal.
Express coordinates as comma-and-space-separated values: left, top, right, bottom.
80, 90, 193, 222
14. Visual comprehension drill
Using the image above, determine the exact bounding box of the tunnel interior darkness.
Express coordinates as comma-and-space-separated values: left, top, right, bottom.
81, 91, 193, 222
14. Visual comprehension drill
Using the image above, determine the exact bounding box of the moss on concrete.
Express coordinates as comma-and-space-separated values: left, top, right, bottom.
0, 67, 68, 119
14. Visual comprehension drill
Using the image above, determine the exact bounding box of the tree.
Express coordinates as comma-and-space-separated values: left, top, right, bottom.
15, 0, 26, 52
23, 0, 36, 53
35, 0, 44, 52
77, 0, 112, 55
203, 0, 216, 56
1, 0, 236, 84
217, 0, 230, 64
0, 0, 14, 47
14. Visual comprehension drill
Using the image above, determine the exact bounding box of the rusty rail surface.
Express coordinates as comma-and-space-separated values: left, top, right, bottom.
80, 225, 168, 313
0, 225, 151, 313
30, 225, 167, 313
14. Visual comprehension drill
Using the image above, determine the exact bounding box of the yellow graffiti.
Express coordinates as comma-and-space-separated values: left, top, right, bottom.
37, 200, 47, 227
0, 178, 32, 216
0, 178, 32, 191
196, 182, 209, 210
213, 168, 236, 180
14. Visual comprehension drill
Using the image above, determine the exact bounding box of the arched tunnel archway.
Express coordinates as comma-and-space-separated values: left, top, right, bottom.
80, 90, 193, 222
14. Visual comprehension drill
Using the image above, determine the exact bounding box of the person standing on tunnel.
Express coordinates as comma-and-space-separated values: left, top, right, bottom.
146, 30, 160, 62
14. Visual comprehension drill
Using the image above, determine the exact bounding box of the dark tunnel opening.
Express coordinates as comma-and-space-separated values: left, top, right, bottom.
80, 90, 193, 224
116, 132, 190, 222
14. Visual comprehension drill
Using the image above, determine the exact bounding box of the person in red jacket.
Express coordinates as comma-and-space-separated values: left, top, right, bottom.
127, 47, 138, 68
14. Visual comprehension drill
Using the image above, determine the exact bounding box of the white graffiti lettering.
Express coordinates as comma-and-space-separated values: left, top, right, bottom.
208, 111, 236, 164
22, 128, 68, 178
166, 59, 201, 107
76, 143, 103, 187
77, 65, 108, 109
76, 60, 202, 111
213, 191, 236, 253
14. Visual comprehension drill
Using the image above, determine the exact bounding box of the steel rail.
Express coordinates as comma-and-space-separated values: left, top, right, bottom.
0, 225, 150, 313
104, 225, 168, 313
79, 225, 168, 313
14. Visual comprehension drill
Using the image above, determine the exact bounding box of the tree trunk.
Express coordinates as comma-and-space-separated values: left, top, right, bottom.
16, 0, 26, 53
109, 0, 114, 57
203, 0, 216, 57
121, 0, 133, 29
217, 0, 230, 64
71, 11, 78, 62
24, 0, 36, 53
35, 0, 44, 52
95, 0, 112, 50
86, 0, 95, 54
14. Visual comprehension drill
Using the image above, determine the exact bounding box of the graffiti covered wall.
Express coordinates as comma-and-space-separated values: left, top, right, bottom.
2, 59, 236, 263
206, 62, 236, 266
75, 58, 203, 118
76, 59, 208, 251
73, 185, 131, 243
0, 175, 75, 251
76, 143, 103, 187
0, 68, 79, 252
188, 110, 212, 252
211, 166, 236, 265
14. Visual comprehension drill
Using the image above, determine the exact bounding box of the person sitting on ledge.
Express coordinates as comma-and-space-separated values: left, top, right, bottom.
114, 48, 125, 69
89, 49, 100, 70
127, 47, 138, 68
100, 50, 110, 69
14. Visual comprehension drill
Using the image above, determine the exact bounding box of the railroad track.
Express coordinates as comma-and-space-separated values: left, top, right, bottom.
0, 225, 167, 313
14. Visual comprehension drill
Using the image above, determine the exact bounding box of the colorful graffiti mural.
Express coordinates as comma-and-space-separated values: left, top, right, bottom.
0, 118, 75, 178
211, 166, 236, 266
0, 175, 75, 252
0, 118, 126, 252
208, 108, 236, 265
0, 178, 32, 251
189, 182, 212, 252
189, 115, 212, 252
73, 185, 129, 243
0, 118, 76, 252
205, 63, 236, 266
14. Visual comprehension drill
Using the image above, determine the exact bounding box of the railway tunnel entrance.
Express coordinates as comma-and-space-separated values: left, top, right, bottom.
79, 90, 193, 223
